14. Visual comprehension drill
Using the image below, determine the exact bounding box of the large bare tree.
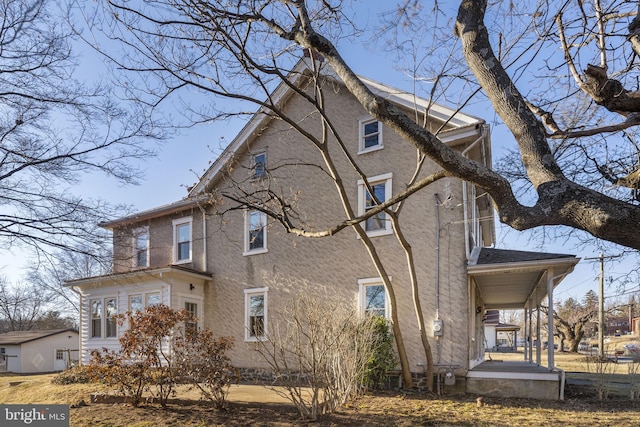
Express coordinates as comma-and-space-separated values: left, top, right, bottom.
85, 0, 640, 248
0, 0, 158, 261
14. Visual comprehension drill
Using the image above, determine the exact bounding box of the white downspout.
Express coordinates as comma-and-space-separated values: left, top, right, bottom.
69, 286, 83, 365
198, 203, 208, 272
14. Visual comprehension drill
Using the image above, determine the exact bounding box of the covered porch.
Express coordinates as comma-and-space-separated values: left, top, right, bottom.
466, 248, 580, 399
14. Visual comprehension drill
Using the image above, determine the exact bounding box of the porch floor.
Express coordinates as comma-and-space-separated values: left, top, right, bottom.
466, 360, 561, 399
470, 360, 554, 375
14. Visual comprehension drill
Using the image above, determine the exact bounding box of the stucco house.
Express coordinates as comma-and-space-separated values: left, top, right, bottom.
67, 57, 579, 399
0, 329, 79, 373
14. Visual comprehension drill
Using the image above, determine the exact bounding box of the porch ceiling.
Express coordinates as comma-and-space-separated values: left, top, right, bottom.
468, 248, 580, 310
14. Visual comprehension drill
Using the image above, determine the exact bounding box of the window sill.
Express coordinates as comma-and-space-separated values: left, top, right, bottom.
172, 259, 192, 265
357, 145, 384, 155
243, 248, 268, 256
358, 228, 393, 238
244, 336, 267, 343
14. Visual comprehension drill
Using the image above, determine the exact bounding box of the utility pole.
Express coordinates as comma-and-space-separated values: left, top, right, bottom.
585, 253, 621, 358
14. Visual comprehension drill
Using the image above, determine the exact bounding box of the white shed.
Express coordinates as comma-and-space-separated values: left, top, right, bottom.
0, 329, 79, 373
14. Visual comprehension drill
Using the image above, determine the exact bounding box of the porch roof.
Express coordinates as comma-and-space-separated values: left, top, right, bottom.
468, 248, 580, 309
65, 265, 212, 289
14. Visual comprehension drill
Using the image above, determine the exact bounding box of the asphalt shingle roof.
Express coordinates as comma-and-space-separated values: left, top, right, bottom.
475, 248, 576, 265
0, 329, 77, 345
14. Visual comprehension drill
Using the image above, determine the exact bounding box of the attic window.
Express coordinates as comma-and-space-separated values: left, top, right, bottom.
357, 173, 393, 237
251, 151, 267, 179
358, 117, 383, 153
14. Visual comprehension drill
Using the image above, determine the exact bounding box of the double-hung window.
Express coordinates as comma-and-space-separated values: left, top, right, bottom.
244, 209, 267, 255
129, 295, 143, 312
358, 117, 383, 153
90, 297, 118, 338
105, 297, 118, 337
185, 301, 198, 335
172, 217, 192, 263
358, 278, 389, 319
244, 288, 267, 341
251, 151, 267, 179
147, 293, 161, 307
357, 173, 393, 237
90, 299, 102, 338
133, 227, 149, 268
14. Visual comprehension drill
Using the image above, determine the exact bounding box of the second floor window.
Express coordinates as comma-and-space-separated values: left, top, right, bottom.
244, 210, 267, 255
133, 228, 149, 268
172, 217, 192, 263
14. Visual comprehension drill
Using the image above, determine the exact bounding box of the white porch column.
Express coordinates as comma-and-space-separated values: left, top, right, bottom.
547, 267, 555, 369
523, 306, 528, 361
536, 304, 541, 365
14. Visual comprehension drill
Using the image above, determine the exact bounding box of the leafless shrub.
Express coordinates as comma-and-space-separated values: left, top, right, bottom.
253, 294, 380, 421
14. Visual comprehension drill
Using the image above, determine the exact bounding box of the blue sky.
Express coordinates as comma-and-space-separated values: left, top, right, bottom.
2, 1, 636, 306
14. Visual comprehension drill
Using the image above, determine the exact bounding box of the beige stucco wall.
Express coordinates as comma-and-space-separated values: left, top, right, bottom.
201, 79, 475, 373
112, 208, 206, 273
101, 75, 487, 376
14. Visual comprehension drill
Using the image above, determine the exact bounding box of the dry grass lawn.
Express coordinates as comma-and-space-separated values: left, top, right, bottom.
2, 347, 640, 427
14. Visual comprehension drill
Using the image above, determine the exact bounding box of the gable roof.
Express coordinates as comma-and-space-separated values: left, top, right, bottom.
188, 58, 486, 196
0, 329, 78, 345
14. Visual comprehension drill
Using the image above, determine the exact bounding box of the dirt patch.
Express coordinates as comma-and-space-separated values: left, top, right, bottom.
68, 391, 640, 427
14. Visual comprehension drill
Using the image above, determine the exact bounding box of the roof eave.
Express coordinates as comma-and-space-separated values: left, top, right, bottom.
65, 266, 212, 288
468, 256, 580, 275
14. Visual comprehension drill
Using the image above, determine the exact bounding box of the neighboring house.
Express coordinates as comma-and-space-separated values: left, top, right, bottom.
483, 310, 521, 352
66, 57, 580, 399
605, 317, 631, 336
0, 329, 79, 373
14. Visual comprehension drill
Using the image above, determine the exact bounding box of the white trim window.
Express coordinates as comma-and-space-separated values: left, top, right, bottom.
90, 297, 118, 338
358, 278, 389, 319
132, 227, 149, 268
105, 297, 118, 337
244, 209, 268, 255
184, 301, 198, 335
172, 217, 193, 263
244, 288, 268, 341
357, 173, 393, 237
251, 151, 267, 179
129, 295, 143, 312
358, 117, 383, 153
90, 299, 102, 338
146, 293, 162, 307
